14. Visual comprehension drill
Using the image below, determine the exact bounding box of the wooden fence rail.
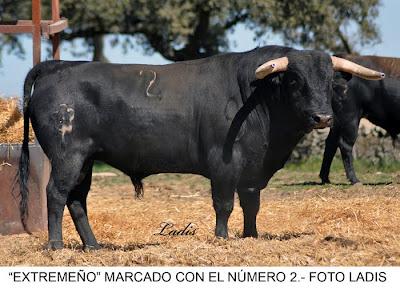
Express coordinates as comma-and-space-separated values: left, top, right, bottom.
0, 0, 68, 65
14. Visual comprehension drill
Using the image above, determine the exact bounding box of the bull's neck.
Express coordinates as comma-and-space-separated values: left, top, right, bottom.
262, 99, 307, 177
269, 101, 305, 143
232, 47, 310, 179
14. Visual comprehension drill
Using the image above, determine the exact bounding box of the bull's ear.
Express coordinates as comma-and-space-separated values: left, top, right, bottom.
334, 71, 352, 82
333, 72, 349, 99
268, 73, 283, 86
340, 71, 352, 82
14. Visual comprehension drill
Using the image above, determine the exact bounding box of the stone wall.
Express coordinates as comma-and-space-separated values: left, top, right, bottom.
290, 119, 400, 163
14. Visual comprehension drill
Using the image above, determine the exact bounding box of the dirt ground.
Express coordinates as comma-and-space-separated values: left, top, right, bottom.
0, 163, 399, 266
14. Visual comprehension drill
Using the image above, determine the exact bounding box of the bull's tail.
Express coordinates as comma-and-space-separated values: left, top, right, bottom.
19, 64, 41, 232
18, 60, 61, 232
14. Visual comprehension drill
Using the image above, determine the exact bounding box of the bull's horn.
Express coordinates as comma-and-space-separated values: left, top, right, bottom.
255, 57, 289, 79
331, 56, 385, 80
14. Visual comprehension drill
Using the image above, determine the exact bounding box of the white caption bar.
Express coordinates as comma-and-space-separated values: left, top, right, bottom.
0, 267, 399, 289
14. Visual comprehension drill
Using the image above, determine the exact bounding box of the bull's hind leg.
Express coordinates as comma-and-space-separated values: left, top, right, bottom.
66, 160, 100, 250
211, 180, 235, 239
46, 153, 89, 250
46, 176, 66, 250
238, 188, 260, 238
338, 117, 361, 184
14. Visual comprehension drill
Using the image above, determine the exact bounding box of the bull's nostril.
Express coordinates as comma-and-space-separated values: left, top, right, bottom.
322, 115, 333, 124
312, 115, 321, 123
312, 114, 333, 126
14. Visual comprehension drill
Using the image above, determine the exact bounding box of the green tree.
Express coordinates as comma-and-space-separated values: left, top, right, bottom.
60, 0, 131, 62
124, 0, 381, 60
0, 0, 382, 62
250, 0, 381, 53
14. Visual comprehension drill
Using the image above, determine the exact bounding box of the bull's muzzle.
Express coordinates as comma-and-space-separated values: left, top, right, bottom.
312, 114, 333, 129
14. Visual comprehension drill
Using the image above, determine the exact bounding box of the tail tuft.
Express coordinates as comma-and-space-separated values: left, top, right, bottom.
18, 142, 30, 233
131, 176, 144, 199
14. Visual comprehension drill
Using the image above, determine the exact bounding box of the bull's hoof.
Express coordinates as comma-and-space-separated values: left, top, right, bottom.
320, 177, 331, 184
83, 244, 101, 251
46, 240, 64, 250
215, 230, 228, 239
352, 181, 363, 186
242, 232, 258, 238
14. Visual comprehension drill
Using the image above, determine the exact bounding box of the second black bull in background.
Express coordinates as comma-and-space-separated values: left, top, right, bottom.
19, 46, 384, 250
320, 56, 400, 185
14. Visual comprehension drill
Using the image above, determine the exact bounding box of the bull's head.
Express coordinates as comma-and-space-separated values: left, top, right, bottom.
254, 51, 385, 131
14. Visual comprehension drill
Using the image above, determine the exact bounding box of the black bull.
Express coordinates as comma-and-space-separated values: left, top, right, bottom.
18, 46, 383, 250
320, 55, 400, 184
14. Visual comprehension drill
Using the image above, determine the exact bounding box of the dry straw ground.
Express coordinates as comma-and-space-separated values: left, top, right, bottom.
0, 167, 399, 266
0, 97, 35, 143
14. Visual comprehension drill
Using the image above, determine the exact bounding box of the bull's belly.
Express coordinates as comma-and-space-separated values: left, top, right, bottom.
94, 139, 203, 176
90, 107, 206, 175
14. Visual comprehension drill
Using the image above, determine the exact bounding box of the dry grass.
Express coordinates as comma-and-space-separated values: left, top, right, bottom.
0, 97, 35, 143
0, 169, 399, 266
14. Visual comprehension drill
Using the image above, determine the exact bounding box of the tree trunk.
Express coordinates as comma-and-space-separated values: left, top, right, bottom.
92, 34, 109, 62
336, 27, 353, 54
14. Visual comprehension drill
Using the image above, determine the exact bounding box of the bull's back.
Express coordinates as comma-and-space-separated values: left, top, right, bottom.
31, 62, 212, 175
337, 56, 400, 130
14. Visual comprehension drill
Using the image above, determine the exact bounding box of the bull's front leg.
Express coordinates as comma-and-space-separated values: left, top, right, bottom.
237, 188, 260, 238
211, 180, 235, 239
320, 127, 340, 184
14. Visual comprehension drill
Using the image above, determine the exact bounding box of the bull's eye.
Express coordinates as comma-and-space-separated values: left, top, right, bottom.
288, 78, 300, 91
333, 80, 347, 94
283, 72, 302, 92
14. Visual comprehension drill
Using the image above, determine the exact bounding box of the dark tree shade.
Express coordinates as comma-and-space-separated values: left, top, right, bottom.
0, 0, 381, 62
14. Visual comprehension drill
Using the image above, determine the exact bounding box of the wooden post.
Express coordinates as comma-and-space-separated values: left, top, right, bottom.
32, 0, 41, 65
51, 0, 61, 60
0, 0, 67, 65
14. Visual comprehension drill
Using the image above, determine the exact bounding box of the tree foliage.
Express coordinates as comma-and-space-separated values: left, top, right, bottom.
251, 0, 381, 53
0, 0, 382, 62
